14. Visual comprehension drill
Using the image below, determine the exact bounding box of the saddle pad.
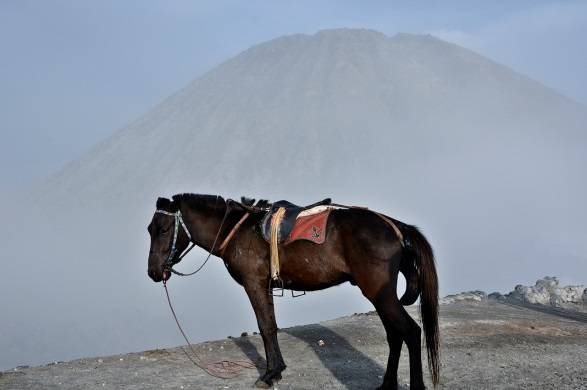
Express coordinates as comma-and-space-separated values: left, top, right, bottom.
285, 209, 332, 245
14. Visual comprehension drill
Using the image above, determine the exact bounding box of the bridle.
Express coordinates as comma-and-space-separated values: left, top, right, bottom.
154, 209, 195, 274
154, 198, 233, 277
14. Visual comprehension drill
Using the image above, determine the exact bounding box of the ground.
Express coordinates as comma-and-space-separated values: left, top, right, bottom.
1, 301, 586, 389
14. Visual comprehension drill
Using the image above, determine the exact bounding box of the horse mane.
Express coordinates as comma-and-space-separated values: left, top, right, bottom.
158, 193, 270, 212
171, 193, 225, 211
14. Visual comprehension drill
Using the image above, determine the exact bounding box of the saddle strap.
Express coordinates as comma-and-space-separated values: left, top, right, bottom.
270, 207, 286, 281
218, 212, 250, 256
374, 212, 405, 248
330, 203, 405, 247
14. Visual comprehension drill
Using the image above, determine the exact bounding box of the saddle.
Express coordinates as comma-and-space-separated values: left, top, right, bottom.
259, 198, 332, 244
252, 198, 332, 286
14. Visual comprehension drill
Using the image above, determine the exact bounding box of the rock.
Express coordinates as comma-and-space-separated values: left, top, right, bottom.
535, 276, 559, 290
560, 286, 586, 304
550, 293, 562, 307
526, 288, 551, 305
504, 277, 585, 308
506, 285, 527, 301
441, 290, 487, 304
488, 292, 505, 301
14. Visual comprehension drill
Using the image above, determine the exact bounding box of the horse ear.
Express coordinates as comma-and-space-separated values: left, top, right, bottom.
156, 197, 172, 210
241, 196, 256, 206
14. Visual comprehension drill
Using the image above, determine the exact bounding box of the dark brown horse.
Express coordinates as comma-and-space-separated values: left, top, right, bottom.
147, 194, 439, 389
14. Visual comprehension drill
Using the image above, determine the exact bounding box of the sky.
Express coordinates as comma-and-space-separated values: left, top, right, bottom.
1, 0, 586, 190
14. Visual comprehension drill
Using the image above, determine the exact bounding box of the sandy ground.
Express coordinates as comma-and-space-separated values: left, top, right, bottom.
1, 301, 586, 389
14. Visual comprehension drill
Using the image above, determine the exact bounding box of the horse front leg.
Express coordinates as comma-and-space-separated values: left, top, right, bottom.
244, 279, 286, 388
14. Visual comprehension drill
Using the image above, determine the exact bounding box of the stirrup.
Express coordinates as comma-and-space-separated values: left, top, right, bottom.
291, 290, 306, 298
268, 277, 284, 297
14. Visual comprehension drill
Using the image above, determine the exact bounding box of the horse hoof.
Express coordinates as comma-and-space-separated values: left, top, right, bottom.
254, 378, 271, 389
375, 383, 399, 390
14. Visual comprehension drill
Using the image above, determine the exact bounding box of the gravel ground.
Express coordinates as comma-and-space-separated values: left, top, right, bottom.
1, 301, 586, 389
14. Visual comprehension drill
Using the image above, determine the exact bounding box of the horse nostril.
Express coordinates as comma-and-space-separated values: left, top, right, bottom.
148, 269, 155, 279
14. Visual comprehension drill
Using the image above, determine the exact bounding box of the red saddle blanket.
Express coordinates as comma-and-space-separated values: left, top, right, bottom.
285, 209, 332, 245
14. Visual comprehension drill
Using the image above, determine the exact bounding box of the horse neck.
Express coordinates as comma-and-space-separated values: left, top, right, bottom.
179, 198, 228, 253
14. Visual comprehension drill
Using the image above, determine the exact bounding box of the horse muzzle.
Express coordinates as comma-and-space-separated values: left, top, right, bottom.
147, 266, 169, 283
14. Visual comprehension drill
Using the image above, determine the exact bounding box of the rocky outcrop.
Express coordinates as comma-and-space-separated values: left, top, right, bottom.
504, 276, 586, 306
488, 292, 506, 301
440, 290, 487, 304
441, 277, 586, 309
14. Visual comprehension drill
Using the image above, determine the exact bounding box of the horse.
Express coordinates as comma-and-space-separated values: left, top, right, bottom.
147, 193, 439, 389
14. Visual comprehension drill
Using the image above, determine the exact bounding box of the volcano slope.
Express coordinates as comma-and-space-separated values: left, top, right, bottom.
2, 301, 585, 389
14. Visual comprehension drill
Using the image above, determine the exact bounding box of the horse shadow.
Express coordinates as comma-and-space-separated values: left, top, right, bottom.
233, 323, 408, 389
231, 335, 266, 376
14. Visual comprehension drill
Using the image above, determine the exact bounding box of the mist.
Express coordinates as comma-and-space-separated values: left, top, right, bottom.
1, 4, 586, 373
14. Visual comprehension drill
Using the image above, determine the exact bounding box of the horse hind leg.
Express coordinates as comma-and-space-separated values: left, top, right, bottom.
376, 284, 425, 390
356, 262, 425, 390
378, 313, 403, 390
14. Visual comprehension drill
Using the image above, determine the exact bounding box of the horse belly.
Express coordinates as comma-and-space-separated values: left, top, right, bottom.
277, 241, 349, 291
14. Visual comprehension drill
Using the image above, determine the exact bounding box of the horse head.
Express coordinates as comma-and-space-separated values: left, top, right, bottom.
147, 197, 192, 282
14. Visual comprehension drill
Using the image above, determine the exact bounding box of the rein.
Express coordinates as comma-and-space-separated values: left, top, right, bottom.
163, 279, 256, 378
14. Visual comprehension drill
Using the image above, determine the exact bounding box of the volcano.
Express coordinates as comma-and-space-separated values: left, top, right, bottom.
3, 28, 586, 370
37, 28, 587, 210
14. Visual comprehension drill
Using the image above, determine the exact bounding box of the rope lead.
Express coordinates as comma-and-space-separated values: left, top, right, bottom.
163, 280, 257, 379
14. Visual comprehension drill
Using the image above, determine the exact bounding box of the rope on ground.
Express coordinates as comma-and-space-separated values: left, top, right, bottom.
163, 281, 257, 379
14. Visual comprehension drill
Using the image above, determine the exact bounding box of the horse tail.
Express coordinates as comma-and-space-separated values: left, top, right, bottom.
402, 225, 440, 387
399, 252, 421, 306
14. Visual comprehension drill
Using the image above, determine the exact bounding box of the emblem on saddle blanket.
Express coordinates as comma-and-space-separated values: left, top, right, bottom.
260, 205, 334, 281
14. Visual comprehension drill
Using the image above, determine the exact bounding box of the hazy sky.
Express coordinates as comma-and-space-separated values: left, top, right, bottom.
1, 0, 586, 189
